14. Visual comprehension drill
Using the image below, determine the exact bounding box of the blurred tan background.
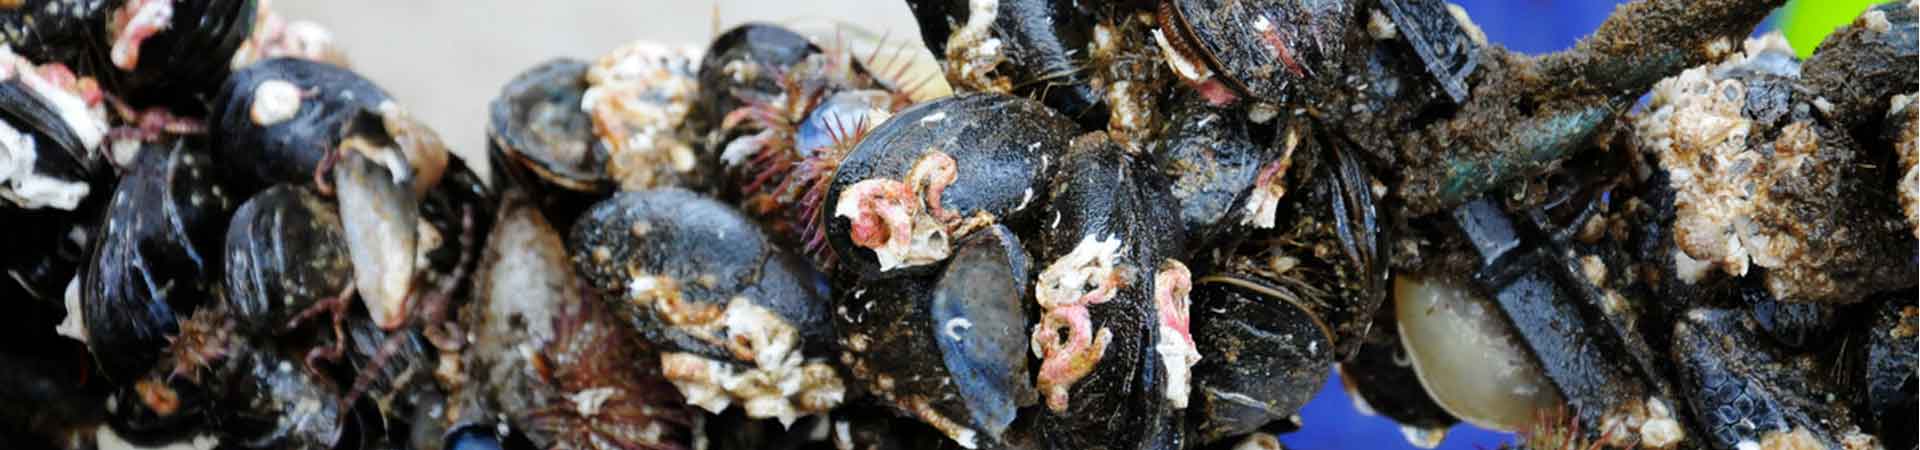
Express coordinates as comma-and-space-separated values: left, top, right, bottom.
275, 0, 939, 180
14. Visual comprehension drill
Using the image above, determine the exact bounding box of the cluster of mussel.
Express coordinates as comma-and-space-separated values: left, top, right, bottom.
2, 0, 1916, 449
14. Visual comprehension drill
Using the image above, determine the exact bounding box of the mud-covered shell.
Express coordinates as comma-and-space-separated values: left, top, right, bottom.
824, 93, 1076, 278
222, 184, 351, 333
82, 139, 236, 382
905, 0, 1108, 127
1153, 93, 1280, 252
488, 58, 609, 193
569, 188, 831, 362
1029, 133, 1186, 450
1160, 0, 1352, 102
212, 57, 392, 191
1185, 277, 1333, 444
107, 0, 258, 102
1673, 308, 1874, 449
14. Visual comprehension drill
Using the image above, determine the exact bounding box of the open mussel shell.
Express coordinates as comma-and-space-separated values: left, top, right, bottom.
213, 57, 392, 191
905, 0, 1108, 127
1158, 0, 1352, 103
1392, 274, 1561, 433
824, 93, 1074, 279
569, 188, 842, 424
1185, 275, 1333, 444
82, 138, 236, 383
1028, 132, 1187, 450
1674, 307, 1879, 449
835, 224, 1035, 448
106, 0, 258, 103
222, 184, 351, 334
488, 58, 610, 194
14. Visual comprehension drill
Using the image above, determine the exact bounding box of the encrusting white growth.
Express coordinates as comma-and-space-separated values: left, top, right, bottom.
944, 0, 1005, 91
1152, 260, 1199, 409
1031, 234, 1126, 411
250, 79, 303, 126
1241, 126, 1300, 228
0, 120, 89, 210
1892, 92, 1919, 238
658, 297, 845, 427
581, 41, 703, 191
110, 0, 174, 70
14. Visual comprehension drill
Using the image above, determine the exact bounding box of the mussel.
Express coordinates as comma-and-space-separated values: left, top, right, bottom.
105, 0, 257, 102
569, 188, 844, 426
835, 224, 1036, 448
82, 138, 235, 383
1027, 132, 1187, 450
824, 93, 1074, 278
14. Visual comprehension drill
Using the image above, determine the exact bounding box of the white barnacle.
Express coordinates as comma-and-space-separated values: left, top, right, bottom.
250, 79, 303, 126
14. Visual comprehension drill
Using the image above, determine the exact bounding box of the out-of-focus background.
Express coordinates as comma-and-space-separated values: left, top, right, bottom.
271, 1, 1879, 449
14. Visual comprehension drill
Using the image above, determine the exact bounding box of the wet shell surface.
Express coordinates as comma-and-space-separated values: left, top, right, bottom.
824, 93, 1075, 277
569, 188, 843, 426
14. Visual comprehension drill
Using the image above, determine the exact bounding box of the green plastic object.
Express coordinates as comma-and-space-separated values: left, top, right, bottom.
1781, 0, 1884, 58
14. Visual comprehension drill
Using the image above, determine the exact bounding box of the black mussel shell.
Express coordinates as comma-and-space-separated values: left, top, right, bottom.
905, 0, 1109, 128
569, 188, 841, 423
1152, 93, 1283, 253
1741, 282, 1837, 350
1674, 308, 1876, 449
1159, 0, 1352, 104
215, 350, 347, 449
1185, 276, 1333, 444
0, 206, 94, 336
0, 0, 114, 71
0, 335, 105, 441
105, 0, 257, 103
825, 93, 1074, 279
488, 58, 609, 194
1864, 293, 1916, 448
222, 184, 351, 334
1029, 132, 1187, 450
835, 225, 1036, 447
1335, 304, 1459, 434
0, 61, 111, 210
931, 224, 1036, 440
695, 23, 825, 137
1229, 137, 1384, 361
213, 57, 392, 192
443, 423, 538, 450
82, 138, 236, 382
